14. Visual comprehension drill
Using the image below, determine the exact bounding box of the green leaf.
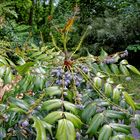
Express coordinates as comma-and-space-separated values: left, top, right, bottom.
109, 123, 131, 134
40, 120, 53, 137
46, 86, 61, 96
63, 101, 79, 114
64, 112, 83, 128
93, 77, 102, 89
16, 62, 35, 75
42, 99, 62, 111
104, 83, 112, 97
33, 117, 47, 140
110, 64, 120, 75
134, 114, 140, 132
111, 135, 134, 140
104, 110, 125, 120
0, 66, 6, 77
8, 104, 26, 113
120, 60, 128, 65
56, 119, 76, 140
44, 111, 64, 124
0, 127, 6, 139
123, 91, 135, 110
113, 87, 121, 104
119, 64, 129, 75
87, 113, 104, 135
98, 125, 112, 140
8, 97, 29, 110
99, 63, 111, 74
81, 103, 97, 122
126, 64, 140, 75
0, 56, 8, 65
34, 76, 44, 90
4, 67, 13, 84
99, 49, 108, 61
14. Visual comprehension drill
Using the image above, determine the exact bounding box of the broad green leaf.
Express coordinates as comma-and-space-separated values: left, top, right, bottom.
134, 114, 140, 132
93, 77, 102, 89
0, 104, 6, 112
120, 60, 128, 65
0, 127, 6, 139
109, 123, 131, 134
92, 63, 101, 74
104, 110, 125, 120
4, 67, 13, 84
36, 54, 47, 60
8, 97, 29, 110
110, 64, 120, 75
46, 86, 61, 96
0, 66, 6, 77
8, 104, 26, 113
87, 113, 104, 135
99, 49, 108, 61
0, 56, 8, 65
99, 63, 111, 74
111, 135, 134, 140
30, 51, 43, 58
40, 120, 53, 137
44, 111, 64, 124
98, 125, 112, 140
119, 64, 129, 75
123, 91, 135, 110
16, 62, 35, 75
56, 119, 76, 140
64, 112, 83, 128
104, 83, 112, 97
64, 101, 79, 114
113, 87, 121, 104
34, 76, 44, 90
42, 99, 62, 111
33, 117, 47, 140
81, 103, 97, 122
126, 64, 140, 75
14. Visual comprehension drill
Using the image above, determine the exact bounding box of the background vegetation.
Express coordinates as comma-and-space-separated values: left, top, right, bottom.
0, 0, 140, 140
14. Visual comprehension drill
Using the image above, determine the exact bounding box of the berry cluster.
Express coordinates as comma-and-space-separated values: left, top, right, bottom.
120, 50, 128, 58
50, 65, 89, 87
103, 50, 128, 64
103, 58, 116, 64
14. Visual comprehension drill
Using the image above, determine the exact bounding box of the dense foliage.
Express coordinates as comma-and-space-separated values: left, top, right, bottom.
0, 0, 140, 140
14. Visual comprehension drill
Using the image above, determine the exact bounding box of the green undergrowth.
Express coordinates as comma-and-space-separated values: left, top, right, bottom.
116, 72, 140, 100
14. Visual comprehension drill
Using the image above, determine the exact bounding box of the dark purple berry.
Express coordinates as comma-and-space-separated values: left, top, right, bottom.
21, 120, 29, 127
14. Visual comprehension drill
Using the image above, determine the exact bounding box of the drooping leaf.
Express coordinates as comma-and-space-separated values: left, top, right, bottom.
16, 62, 35, 75
123, 91, 135, 110
46, 86, 61, 97
0, 127, 6, 139
44, 111, 64, 124
42, 99, 62, 111
104, 110, 125, 120
40, 120, 53, 137
4, 67, 13, 84
109, 123, 131, 134
63, 101, 79, 114
98, 125, 112, 140
134, 114, 140, 132
33, 117, 47, 140
87, 113, 104, 135
81, 103, 97, 122
56, 119, 76, 140
64, 112, 83, 128
126, 64, 140, 75
8, 97, 29, 110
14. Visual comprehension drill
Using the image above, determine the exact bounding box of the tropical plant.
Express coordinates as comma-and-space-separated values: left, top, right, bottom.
0, 17, 140, 140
